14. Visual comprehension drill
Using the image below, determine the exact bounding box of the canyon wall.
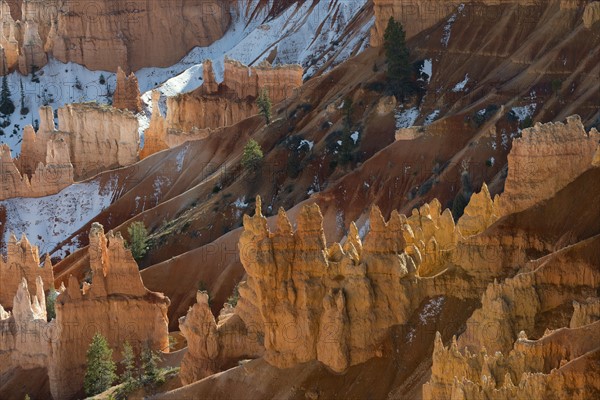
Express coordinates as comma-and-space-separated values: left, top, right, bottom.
113, 66, 142, 113
166, 59, 303, 132
497, 116, 599, 215
141, 59, 303, 158
0, 0, 232, 74
370, 0, 567, 47
17, 103, 139, 182
0, 223, 170, 400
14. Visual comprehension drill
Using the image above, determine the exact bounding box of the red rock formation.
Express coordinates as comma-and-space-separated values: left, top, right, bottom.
17, 103, 139, 182
370, 0, 543, 47
178, 292, 263, 384
424, 322, 600, 400
141, 58, 303, 158
0, 0, 233, 74
0, 223, 170, 399
0, 232, 54, 308
498, 116, 599, 215
165, 59, 303, 133
140, 91, 169, 159
113, 66, 142, 113
0, 140, 73, 201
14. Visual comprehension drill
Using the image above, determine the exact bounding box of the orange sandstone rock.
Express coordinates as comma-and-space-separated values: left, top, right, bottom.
113, 67, 142, 113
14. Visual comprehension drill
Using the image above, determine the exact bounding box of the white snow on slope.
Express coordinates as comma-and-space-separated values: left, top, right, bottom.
452, 74, 469, 92
511, 104, 537, 122
1, 0, 371, 156
0, 178, 117, 257
396, 107, 420, 129
441, 4, 465, 47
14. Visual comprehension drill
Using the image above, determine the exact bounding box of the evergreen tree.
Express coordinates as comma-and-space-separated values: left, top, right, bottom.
384, 17, 413, 100
84, 333, 117, 396
141, 345, 163, 386
19, 78, 28, 115
241, 139, 263, 171
0, 74, 15, 116
46, 288, 58, 321
120, 342, 139, 392
257, 88, 272, 124
127, 221, 149, 261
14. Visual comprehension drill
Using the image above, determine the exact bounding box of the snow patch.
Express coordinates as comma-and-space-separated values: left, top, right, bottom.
511, 104, 537, 122
298, 140, 314, 151
395, 107, 420, 129
0, 178, 117, 257
424, 110, 440, 126
351, 131, 359, 144
419, 296, 445, 325
452, 74, 469, 92
421, 59, 432, 84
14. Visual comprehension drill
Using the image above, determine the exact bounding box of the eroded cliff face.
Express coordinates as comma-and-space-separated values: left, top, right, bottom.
424, 321, 600, 400
0, 232, 53, 308
497, 116, 599, 215
0, 223, 170, 400
178, 292, 263, 384
166, 58, 303, 132
370, 0, 549, 47
141, 58, 303, 158
113, 66, 142, 113
0, 140, 73, 201
16, 103, 139, 183
0, 0, 232, 74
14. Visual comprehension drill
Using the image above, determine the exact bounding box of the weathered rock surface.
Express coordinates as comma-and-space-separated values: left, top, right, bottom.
583, 1, 600, 28
498, 116, 599, 215
166, 59, 303, 131
17, 103, 139, 182
113, 66, 142, 113
0, 232, 54, 308
141, 58, 303, 158
0, 0, 232, 74
371, 0, 545, 47
0, 141, 73, 200
424, 322, 600, 400
178, 292, 263, 384
0, 223, 170, 399
457, 183, 499, 237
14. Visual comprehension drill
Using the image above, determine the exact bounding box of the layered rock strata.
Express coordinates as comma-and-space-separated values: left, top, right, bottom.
0, 0, 232, 74
0, 223, 170, 399
497, 116, 599, 215
17, 103, 139, 182
142, 58, 303, 158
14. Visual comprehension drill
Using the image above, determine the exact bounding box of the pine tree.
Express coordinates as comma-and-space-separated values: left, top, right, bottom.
0, 74, 15, 116
241, 139, 263, 171
46, 288, 58, 321
127, 221, 149, 261
257, 88, 272, 124
84, 333, 117, 396
141, 345, 163, 386
120, 342, 139, 392
384, 17, 413, 100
